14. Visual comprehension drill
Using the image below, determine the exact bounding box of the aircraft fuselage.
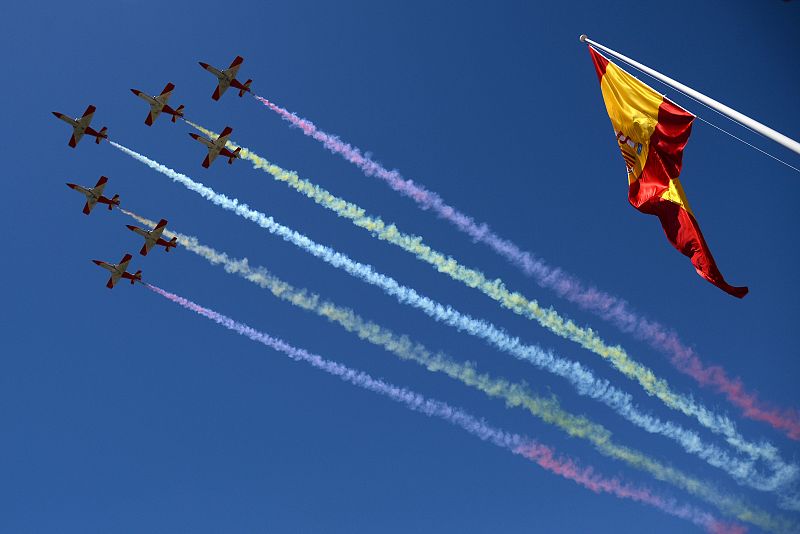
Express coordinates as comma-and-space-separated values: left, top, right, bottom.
57, 114, 86, 136
137, 92, 159, 106
206, 65, 227, 81
95, 261, 121, 275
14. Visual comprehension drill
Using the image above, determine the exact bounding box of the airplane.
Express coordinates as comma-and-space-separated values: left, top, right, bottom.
189, 126, 241, 168
52, 105, 108, 147
126, 219, 178, 256
199, 55, 252, 101
66, 176, 120, 215
130, 82, 185, 126
92, 253, 142, 289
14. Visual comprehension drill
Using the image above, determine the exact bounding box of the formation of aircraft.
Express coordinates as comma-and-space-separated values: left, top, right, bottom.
199, 55, 252, 101
126, 219, 178, 256
52, 105, 108, 147
130, 83, 185, 125
189, 126, 241, 168
92, 254, 143, 289
58, 55, 254, 288
68, 174, 178, 287
66, 176, 120, 215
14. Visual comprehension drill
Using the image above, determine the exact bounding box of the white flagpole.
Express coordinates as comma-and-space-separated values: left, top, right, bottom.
580, 35, 800, 157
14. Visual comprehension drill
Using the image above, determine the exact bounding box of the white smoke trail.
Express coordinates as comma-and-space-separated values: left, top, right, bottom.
148, 282, 741, 534
109, 141, 797, 497
184, 120, 789, 475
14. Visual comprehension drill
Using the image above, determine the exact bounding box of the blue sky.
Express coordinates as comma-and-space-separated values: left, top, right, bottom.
2, 1, 798, 532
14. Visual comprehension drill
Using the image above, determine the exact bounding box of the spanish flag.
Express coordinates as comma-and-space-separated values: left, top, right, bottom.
587, 46, 748, 298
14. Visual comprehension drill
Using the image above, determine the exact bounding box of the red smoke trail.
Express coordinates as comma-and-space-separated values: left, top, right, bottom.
517, 445, 745, 534
147, 282, 744, 533
252, 94, 799, 441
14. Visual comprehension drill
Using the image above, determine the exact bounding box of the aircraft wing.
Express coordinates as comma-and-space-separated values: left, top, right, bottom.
92, 176, 108, 196
216, 126, 233, 149
151, 219, 168, 241
224, 56, 244, 80
145, 106, 162, 126
155, 82, 175, 105
83, 197, 97, 215
107, 272, 121, 288
77, 105, 96, 130
212, 79, 230, 101
69, 132, 84, 148
118, 253, 132, 273
203, 151, 218, 168
140, 238, 155, 256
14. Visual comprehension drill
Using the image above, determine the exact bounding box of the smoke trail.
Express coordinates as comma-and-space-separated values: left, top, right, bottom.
182, 123, 792, 481
146, 283, 744, 534
109, 142, 795, 497
121, 209, 793, 531
250, 95, 800, 441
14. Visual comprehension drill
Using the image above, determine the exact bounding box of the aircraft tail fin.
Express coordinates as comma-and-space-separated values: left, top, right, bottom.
168, 236, 178, 250
95, 127, 108, 143
172, 105, 185, 122
238, 79, 252, 97
109, 194, 120, 209
132, 270, 142, 284
229, 147, 241, 164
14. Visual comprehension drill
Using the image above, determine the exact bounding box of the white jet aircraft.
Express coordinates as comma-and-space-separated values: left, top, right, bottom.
52, 105, 108, 147
92, 254, 142, 289
199, 55, 252, 101
66, 176, 120, 215
188, 126, 241, 168
130, 82, 185, 126
126, 219, 178, 256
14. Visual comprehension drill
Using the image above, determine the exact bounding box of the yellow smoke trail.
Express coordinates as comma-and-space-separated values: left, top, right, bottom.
120, 207, 794, 533
184, 122, 765, 462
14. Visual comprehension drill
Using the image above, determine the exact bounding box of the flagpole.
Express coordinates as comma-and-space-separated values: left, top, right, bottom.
579, 35, 800, 157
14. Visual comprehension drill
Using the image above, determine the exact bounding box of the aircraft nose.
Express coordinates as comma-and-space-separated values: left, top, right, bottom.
130, 89, 140, 95
198, 62, 208, 68
126, 225, 137, 231
51, 111, 60, 118
91, 260, 103, 266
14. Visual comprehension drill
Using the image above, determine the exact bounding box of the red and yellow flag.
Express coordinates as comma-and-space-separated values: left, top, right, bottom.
587, 46, 748, 298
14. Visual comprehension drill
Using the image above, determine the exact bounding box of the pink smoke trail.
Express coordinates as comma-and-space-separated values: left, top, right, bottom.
147, 282, 742, 533
253, 94, 800, 441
